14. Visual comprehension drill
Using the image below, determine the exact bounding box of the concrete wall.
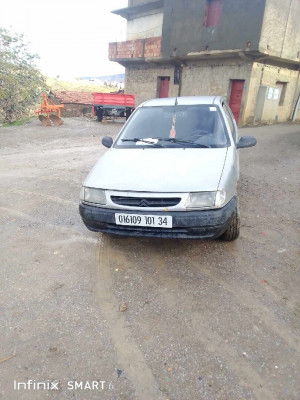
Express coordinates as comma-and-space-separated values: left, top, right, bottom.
259, 0, 300, 61
293, 77, 300, 121
161, 0, 266, 58
125, 63, 179, 105
127, 11, 163, 40
126, 0, 300, 63
295, 107, 300, 122
129, 0, 158, 6
245, 62, 300, 123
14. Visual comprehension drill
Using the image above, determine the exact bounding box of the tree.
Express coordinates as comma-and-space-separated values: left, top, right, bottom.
0, 27, 47, 124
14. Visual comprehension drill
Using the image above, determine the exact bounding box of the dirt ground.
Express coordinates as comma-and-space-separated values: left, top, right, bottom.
0, 117, 299, 400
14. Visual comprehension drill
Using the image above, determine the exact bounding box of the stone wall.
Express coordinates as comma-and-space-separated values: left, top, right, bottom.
125, 63, 179, 106
126, 58, 253, 124
61, 104, 92, 118
180, 58, 253, 125
181, 60, 300, 124
125, 58, 300, 125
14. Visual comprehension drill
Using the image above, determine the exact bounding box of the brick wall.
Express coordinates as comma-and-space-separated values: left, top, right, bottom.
144, 37, 161, 58
109, 37, 161, 60
109, 40, 144, 59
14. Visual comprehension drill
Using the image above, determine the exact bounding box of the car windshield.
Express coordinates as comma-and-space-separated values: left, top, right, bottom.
115, 105, 230, 148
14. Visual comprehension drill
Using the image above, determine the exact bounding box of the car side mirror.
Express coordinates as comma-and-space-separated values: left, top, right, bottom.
102, 136, 113, 148
237, 136, 257, 149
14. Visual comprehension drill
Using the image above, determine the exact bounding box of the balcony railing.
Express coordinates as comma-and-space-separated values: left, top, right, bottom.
109, 36, 161, 61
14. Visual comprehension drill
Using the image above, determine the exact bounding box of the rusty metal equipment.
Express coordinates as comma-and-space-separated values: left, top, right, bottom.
35, 93, 64, 126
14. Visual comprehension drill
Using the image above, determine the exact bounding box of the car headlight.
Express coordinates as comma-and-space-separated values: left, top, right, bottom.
185, 190, 226, 209
215, 190, 226, 208
80, 187, 106, 205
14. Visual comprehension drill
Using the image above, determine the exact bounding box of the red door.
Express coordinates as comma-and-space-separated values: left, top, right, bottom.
205, 0, 223, 27
229, 80, 244, 123
158, 77, 170, 98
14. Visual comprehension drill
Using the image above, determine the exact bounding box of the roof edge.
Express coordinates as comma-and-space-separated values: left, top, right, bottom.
112, 0, 164, 19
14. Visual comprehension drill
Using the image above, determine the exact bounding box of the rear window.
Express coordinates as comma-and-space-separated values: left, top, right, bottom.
115, 105, 230, 148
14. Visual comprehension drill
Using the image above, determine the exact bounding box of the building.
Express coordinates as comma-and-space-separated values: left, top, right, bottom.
109, 0, 300, 125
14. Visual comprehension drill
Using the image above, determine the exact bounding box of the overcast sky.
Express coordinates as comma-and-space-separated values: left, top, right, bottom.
0, 0, 127, 79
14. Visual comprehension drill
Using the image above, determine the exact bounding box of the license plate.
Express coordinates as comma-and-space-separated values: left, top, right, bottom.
115, 213, 172, 228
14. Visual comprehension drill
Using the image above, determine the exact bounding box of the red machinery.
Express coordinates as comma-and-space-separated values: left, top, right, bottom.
92, 93, 135, 122
35, 93, 64, 126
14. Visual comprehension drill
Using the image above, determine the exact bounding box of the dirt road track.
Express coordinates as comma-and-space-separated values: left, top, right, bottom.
0, 118, 299, 400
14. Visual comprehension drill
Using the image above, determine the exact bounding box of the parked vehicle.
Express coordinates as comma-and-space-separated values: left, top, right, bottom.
92, 92, 135, 121
80, 96, 256, 240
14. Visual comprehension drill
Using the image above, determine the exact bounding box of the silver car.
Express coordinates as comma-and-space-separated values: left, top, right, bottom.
79, 96, 256, 240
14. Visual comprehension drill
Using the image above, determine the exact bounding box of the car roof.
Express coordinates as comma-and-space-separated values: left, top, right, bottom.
140, 96, 223, 107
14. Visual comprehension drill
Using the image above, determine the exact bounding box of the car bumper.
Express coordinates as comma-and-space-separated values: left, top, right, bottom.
79, 197, 237, 239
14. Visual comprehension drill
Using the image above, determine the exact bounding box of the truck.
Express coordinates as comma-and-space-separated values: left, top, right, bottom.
92, 93, 135, 122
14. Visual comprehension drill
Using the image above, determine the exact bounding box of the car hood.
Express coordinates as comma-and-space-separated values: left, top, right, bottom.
84, 147, 228, 192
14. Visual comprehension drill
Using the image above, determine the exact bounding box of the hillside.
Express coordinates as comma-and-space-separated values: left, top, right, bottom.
46, 78, 113, 93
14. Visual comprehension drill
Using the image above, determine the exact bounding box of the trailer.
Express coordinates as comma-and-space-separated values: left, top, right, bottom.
92, 93, 135, 122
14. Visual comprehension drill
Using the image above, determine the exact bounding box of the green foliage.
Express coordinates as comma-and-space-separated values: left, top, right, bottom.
0, 27, 47, 124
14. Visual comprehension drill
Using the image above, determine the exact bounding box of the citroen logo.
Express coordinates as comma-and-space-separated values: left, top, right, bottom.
139, 199, 149, 207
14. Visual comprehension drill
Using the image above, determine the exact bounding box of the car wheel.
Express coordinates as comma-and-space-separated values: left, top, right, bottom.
126, 108, 132, 120
219, 208, 240, 241
96, 109, 103, 122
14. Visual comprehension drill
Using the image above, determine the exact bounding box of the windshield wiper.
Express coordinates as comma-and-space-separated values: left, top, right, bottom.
121, 138, 164, 147
153, 138, 211, 148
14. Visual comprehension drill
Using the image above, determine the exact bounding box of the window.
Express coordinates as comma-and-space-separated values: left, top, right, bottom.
204, 0, 223, 27
276, 82, 288, 106
115, 105, 230, 149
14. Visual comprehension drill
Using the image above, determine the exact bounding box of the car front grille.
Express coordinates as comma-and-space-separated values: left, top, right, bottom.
110, 196, 181, 208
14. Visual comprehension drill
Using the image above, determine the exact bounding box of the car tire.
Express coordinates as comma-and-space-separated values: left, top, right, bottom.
219, 208, 240, 241
96, 109, 103, 122
126, 108, 132, 120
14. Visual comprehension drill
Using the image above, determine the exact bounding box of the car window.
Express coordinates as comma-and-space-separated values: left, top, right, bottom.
115, 105, 230, 148
222, 103, 236, 142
